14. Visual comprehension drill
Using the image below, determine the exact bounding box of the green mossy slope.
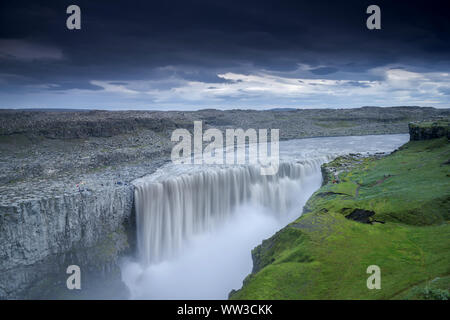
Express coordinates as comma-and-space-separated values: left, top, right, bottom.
231, 137, 450, 300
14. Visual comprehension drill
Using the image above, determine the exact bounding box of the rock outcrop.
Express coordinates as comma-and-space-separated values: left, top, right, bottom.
408, 120, 450, 141
0, 184, 134, 298
0, 110, 184, 139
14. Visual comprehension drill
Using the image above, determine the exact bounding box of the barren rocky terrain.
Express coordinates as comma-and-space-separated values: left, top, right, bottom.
1, 107, 448, 186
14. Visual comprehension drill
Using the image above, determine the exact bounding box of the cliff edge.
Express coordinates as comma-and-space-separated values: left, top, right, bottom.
231, 123, 450, 300
409, 120, 450, 141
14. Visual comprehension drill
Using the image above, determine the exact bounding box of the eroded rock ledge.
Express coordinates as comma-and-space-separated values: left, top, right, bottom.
409, 120, 450, 141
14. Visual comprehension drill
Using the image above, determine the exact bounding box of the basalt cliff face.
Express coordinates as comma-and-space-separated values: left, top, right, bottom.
408, 120, 450, 141
0, 123, 170, 298
0, 107, 448, 299
0, 185, 134, 298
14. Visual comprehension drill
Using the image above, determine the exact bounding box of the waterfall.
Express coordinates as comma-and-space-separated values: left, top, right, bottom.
124, 134, 409, 299
133, 158, 328, 265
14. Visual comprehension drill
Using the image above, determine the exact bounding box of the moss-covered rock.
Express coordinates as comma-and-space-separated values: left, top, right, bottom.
409, 120, 450, 141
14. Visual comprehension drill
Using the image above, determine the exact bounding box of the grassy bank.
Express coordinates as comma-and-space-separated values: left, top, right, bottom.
231, 136, 450, 300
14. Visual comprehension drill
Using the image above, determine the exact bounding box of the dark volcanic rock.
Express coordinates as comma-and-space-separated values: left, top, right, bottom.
1, 106, 449, 140
345, 209, 375, 224
0, 110, 183, 139
408, 120, 450, 141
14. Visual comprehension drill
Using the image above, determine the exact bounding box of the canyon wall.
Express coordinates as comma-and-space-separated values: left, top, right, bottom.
0, 184, 135, 298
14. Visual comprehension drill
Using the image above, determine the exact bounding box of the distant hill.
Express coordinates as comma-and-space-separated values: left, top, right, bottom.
7, 108, 94, 112
266, 108, 298, 111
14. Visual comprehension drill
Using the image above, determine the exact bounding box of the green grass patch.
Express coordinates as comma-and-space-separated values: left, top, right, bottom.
393, 275, 450, 300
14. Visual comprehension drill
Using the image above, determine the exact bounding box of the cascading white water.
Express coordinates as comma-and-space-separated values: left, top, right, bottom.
123, 134, 409, 299
134, 158, 327, 265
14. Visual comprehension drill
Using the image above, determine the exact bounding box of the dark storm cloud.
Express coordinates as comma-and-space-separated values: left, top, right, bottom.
309, 67, 339, 75
0, 0, 449, 108
47, 82, 104, 91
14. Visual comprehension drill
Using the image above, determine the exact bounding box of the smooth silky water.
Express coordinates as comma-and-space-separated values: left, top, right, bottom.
121, 134, 409, 299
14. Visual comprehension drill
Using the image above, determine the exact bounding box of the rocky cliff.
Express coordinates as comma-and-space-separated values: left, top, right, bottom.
0, 183, 135, 298
0, 153, 167, 298
408, 120, 450, 141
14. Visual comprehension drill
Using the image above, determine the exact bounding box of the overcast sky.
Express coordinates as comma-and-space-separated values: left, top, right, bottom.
0, 0, 449, 110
